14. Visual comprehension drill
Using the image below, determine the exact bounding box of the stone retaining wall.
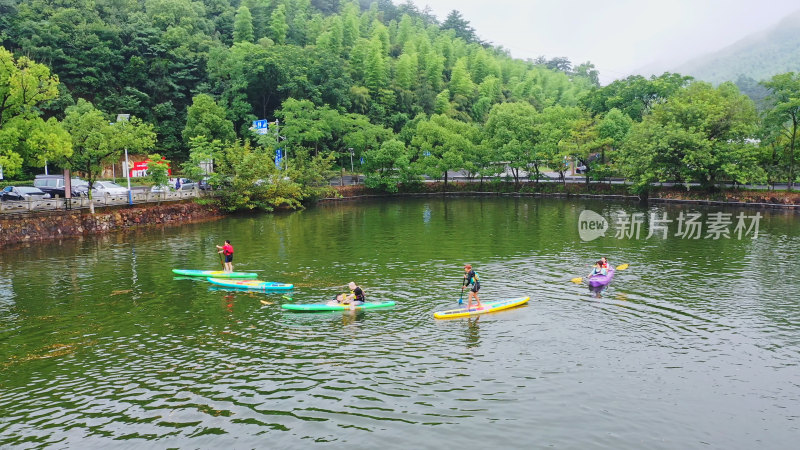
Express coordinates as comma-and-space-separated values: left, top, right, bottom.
320, 191, 800, 209
0, 201, 223, 248
321, 186, 800, 210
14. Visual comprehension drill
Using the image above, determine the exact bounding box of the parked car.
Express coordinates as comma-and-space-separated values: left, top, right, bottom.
92, 181, 128, 196
177, 178, 198, 190
33, 175, 89, 197
150, 184, 174, 193
198, 178, 213, 190
1, 186, 51, 201
72, 179, 90, 196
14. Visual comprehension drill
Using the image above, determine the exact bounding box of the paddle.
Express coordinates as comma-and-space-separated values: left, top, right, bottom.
459, 285, 464, 304
571, 263, 629, 284
217, 251, 224, 269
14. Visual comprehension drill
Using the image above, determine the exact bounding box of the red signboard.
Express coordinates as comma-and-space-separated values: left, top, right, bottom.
129, 160, 171, 178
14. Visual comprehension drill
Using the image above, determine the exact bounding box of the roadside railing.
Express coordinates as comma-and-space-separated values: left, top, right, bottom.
0, 189, 211, 213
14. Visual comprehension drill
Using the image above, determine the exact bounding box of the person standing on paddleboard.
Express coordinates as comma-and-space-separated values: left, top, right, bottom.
216, 240, 234, 273
463, 264, 482, 309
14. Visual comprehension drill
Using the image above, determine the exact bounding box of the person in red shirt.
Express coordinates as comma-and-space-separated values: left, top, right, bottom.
216, 240, 234, 272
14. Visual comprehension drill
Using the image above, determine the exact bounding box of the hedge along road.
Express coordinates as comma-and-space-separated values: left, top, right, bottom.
1, 196, 798, 448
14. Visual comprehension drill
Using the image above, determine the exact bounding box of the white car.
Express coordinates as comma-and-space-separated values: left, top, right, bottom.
150, 184, 174, 193
93, 181, 128, 196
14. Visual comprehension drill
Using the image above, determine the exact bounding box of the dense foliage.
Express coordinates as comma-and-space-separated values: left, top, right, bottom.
1, 0, 799, 212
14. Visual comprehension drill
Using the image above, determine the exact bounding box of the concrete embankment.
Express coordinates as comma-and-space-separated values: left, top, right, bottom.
0, 201, 223, 248
320, 184, 800, 210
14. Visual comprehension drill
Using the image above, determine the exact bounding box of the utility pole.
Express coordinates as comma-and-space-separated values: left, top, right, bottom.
349, 148, 354, 175
117, 114, 132, 204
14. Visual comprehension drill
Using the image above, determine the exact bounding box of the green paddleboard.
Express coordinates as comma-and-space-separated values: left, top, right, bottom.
282, 301, 396, 312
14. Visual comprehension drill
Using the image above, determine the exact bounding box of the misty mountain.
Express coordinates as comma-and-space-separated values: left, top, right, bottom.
675, 9, 800, 85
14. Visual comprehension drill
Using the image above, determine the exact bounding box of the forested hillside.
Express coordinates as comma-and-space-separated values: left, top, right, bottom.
677, 9, 800, 86
1, 0, 798, 212
0, 0, 594, 164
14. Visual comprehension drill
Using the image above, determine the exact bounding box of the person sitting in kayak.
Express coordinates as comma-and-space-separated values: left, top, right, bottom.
216, 240, 234, 273
463, 264, 482, 309
337, 282, 365, 306
587, 260, 607, 278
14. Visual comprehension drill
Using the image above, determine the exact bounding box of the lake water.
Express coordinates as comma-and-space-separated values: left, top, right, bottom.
1, 197, 799, 448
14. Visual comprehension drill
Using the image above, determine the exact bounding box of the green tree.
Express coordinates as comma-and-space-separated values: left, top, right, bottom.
449, 57, 474, 99
243, 0, 271, 41
441, 10, 479, 44
573, 61, 600, 87
761, 72, 800, 189
394, 52, 417, 91
275, 98, 344, 156
592, 108, 633, 181
434, 89, 451, 115
215, 139, 306, 211
364, 37, 388, 94
270, 4, 289, 45
363, 138, 410, 191
183, 94, 236, 146
581, 73, 693, 121
342, 5, 361, 51
536, 105, 584, 185
0, 47, 71, 176
596, 108, 633, 163
183, 135, 223, 184
562, 114, 603, 185
411, 114, 479, 189
483, 102, 540, 186
61, 100, 155, 211
341, 113, 392, 171
146, 153, 171, 202
234, 6, 255, 43
395, 14, 414, 50
619, 82, 760, 193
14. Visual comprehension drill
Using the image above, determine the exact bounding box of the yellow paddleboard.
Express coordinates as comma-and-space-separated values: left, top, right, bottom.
433, 297, 530, 319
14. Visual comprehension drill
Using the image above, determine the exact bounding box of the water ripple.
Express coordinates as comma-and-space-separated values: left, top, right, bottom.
1, 198, 799, 448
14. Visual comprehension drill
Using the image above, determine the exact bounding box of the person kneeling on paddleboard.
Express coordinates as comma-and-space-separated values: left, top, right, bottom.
463, 264, 482, 310
336, 282, 365, 309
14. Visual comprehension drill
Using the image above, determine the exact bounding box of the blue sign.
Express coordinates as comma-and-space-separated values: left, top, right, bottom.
252, 119, 269, 135
275, 148, 284, 169
360, 157, 364, 165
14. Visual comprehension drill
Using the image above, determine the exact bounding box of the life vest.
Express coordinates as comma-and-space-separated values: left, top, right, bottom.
351, 287, 365, 302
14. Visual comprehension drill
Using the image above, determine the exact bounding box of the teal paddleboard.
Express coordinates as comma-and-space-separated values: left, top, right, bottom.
207, 277, 294, 291
172, 269, 258, 279
282, 301, 396, 312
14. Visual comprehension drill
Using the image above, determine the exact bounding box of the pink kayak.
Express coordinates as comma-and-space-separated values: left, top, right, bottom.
588, 268, 615, 287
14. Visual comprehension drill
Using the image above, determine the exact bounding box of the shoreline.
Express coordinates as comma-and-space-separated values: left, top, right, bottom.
0, 200, 223, 249
2, 184, 797, 248
320, 184, 800, 210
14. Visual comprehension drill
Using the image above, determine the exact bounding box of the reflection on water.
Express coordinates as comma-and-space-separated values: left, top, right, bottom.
465, 317, 481, 348
588, 284, 608, 298
0, 197, 799, 448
